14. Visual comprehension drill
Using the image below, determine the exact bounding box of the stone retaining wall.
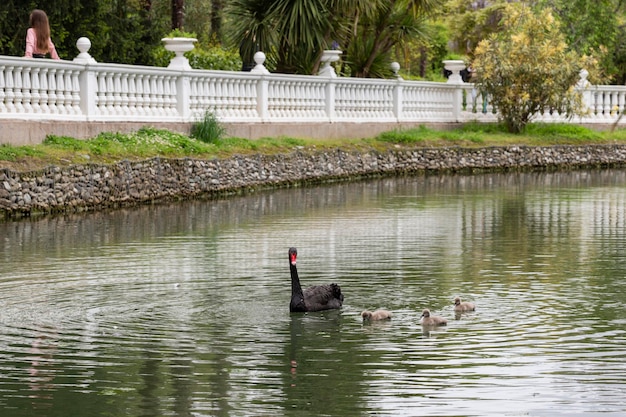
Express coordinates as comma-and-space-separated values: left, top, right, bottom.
2, 144, 626, 220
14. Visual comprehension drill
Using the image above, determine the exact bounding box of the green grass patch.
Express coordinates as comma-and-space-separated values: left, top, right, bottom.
0, 144, 46, 161
2, 122, 626, 172
375, 123, 625, 147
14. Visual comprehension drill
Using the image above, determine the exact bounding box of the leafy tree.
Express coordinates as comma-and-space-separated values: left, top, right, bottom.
444, 0, 626, 84
611, 25, 626, 84
536, 0, 621, 83
392, 21, 450, 80
99, 0, 166, 65
472, 4, 601, 133
0, 0, 168, 65
443, 0, 508, 58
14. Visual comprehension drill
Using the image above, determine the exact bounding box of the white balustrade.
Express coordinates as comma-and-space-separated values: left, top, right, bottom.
2, 38, 626, 130
189, 72, 259, 121
335, 79, 395, 121
0, 65, 6, 113
267, 75, 327, 121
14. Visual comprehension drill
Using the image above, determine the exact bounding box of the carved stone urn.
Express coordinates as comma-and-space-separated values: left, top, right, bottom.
162, 37, 197, 70
318, 50, 342, 77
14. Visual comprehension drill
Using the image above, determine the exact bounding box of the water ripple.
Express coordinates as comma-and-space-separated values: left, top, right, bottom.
1, 172, 626, 416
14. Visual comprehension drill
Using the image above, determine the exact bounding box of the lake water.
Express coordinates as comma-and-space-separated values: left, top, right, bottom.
1, 170, 626, 417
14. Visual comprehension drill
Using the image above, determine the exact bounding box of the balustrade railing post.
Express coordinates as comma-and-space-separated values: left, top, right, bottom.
250, 52, 270, 121
576, 69, 594, 120
325, 78, 336, 121
176, 73, 191, 120
393, 81, 403, 121
256, 75, 269, 121
391, 62, 403, 121
78, 66, 97, 119
452, 85, 463, 122
443, 60, 466, 122
74, 37, 97, 119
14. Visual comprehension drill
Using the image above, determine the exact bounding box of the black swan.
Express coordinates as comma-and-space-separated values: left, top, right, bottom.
289, 247, 344, 312
361, 309, 392, 321
420, 309, 447, 326
454, 297, 476, 312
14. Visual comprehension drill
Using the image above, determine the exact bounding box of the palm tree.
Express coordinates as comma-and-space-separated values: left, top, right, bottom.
226, 0, 439, 77
226, 0, 277, 70
344, 0, 437, 77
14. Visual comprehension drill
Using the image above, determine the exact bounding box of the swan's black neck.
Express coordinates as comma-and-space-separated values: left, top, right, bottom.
290, 259, 306, 312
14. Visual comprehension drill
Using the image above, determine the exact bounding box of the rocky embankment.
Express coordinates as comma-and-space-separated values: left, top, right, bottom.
2, 144, 626, 219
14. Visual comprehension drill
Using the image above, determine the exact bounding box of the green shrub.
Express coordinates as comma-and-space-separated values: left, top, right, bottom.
473, 5, 601, 133
187, 47, 242, 71
191, 111, 226, 144
166, 29, 197, 39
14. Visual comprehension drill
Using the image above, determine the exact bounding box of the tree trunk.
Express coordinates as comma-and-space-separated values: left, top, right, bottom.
172, 0, 184, 30
211, 0, 223, 42
419, 46, 427, 78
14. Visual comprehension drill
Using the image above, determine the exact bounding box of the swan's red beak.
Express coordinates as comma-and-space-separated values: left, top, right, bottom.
290, 253, 297, 265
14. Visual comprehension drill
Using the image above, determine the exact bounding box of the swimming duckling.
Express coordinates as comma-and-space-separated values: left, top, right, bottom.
420, 308, 447, 326
454, 297, 476, 312
361, 309, 393, 321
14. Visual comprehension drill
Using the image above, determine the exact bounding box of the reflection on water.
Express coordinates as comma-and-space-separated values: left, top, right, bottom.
1, 170, 626, 416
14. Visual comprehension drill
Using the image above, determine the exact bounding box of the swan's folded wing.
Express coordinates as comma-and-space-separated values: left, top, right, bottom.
303, 283, 343, 310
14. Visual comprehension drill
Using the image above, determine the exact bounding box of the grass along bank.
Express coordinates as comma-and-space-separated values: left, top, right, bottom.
2, 123, 626, 173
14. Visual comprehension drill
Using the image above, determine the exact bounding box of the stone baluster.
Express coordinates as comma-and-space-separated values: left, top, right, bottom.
62, 69, 75, 114
148, 76, 158, 115
206, 77, 215, 110
22, 66, 34, 114
226, 78, 235, 118
47, 68, 58, 114
135, 75, 146, 115
4, 66, 16, 113
126, 75, 138, 116
145, 74, 155, 116
106, 72, 116, 115
53, 69, 64, 114
0, 65, 6, 113
247, 79, 256, 118
155, 75, 165, 116
31, 67, 42, 114
70, 70, 81, 115
97, 73, 107, 114
167, 75, 176, 116
618, 91, 626, 121
39, 69, 51, 114
113, 72, 123, 115
13, 64, 25, 113
119, 73, 130, 115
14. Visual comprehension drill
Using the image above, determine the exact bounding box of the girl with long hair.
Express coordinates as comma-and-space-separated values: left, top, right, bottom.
24, 9, 60, 60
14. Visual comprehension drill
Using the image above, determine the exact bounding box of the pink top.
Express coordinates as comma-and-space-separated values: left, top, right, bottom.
25, 28, 60, 60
